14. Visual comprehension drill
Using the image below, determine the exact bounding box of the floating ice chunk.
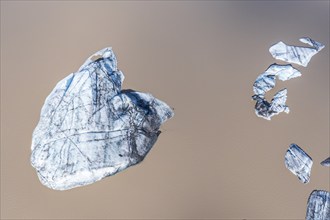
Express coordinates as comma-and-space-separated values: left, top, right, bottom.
321, 157, 330, 167
269, 37, 324, 67
306, 190, 330, 220
252, 64, 300, 120
285, 143, 313, 184
31, 47, 174, 190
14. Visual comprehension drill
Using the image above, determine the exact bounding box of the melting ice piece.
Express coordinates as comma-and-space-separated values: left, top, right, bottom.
306, 190, 330, 220
31, 48, 174, 190
285, 143, 313, 184
252, 64, 301, 120
321, 157, 330, 167
269, 37, 325, 67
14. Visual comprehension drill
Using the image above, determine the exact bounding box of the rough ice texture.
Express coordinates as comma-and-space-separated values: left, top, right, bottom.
321, 157, 330, 167
252, 89, 289, 120
31, 48, 174, 190
252, 64, 301, 120
285, 143, 313, 184
306, 190, 330, 220
269, 37, 324, 67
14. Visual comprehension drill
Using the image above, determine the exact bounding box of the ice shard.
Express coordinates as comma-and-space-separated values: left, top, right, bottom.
321, 157, 330, 167
252, 64, 301, 120
285, 143, 312, 184
269, 37, 324, 67
31, 47, 174, 190
306, 190, 330, 220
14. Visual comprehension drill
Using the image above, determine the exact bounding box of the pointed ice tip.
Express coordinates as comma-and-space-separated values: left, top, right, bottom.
320, 157, 330, 167
101, 48, 114, 58
79, 47, 116, 71
299, 37, 325, 51
269, 38, 324, 66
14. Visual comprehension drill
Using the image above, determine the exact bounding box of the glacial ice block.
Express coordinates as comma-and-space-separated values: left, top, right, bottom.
285, 143, 312, 184
306, 190, 330, 220
269, 37, 324, 67
321, 157, 330, 167
31, 47, 174, 190
252, 64, 301, 120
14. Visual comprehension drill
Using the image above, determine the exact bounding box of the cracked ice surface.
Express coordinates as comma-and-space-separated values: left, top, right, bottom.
321, 157, 330, 167
269, 37, 324, 67
306, 190, 330, 220
252, 64, 301, 120
31, 48, 174, 190
285, 143, 313, 184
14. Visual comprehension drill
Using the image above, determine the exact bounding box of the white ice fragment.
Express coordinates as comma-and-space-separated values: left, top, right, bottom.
321, 157, 330, 167
269, 37, 324, 67
252, 64, 300, 120
285, 143, 313, 184
306, 190, 330, 220
31, 48, 174, 190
